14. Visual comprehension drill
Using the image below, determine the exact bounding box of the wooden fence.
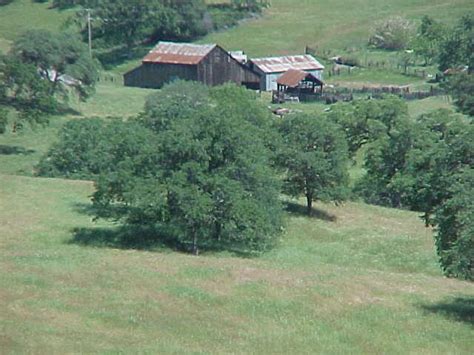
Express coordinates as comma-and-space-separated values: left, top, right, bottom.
273, 86, 445, 104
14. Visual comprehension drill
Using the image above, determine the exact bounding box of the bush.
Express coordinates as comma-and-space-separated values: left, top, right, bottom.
369, 16, 415, 50
0, 107, 8, 134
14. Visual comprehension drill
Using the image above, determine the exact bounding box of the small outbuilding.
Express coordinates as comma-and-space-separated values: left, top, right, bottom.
124, 42, 260, 89
273, 69, 324, 103
248, 54, 324, 91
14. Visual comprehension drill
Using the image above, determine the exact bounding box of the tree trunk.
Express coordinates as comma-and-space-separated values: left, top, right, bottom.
192, 229, 199, 256
306, 193, 313, 216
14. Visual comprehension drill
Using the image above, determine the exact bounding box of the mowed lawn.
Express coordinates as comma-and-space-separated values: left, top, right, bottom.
1, 172, 473, 352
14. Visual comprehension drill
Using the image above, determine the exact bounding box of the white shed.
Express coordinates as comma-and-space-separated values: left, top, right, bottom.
249, 54, 324, 91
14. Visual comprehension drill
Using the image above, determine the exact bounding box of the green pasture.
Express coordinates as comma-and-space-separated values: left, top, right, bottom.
0, 1, 472, 352
203, 0, 473, 57
1, 172, 473, 353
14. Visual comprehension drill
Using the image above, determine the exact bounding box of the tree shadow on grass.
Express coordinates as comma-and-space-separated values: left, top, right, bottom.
69, 225, 260, 258
72, 202, 98, 216
69, 225, 176, 252
0, 145, 35, 155
71, 202, 273, 258
421, 297, 474, 325
285, 201, 337, 222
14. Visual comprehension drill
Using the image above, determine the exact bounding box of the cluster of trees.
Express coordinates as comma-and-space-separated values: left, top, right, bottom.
42, 0, 268, 54
369, 13, 473, 64
0, 31, 98, 133
368, 13, 473, 72
370, 13, 474, 117
71, 0, 209, 52
36, 82, 472, 278
331, 97, 473, 280
38, 81, 350, 255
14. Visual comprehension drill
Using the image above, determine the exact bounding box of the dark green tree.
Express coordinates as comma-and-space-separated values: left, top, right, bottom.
411, 16, 446, 66
0, 55, 57, 132
277, 114, 349, 215
11, 30, 99, 100
328, 96, 408, 157
443, 73, 474, 117
405, 110, 473, 223
355, 114, 417, 208
73, 0, 207, 52
92, 83, 283, 254
36, 118, 157, 179
434, 168, 474, 280
51, 0, 82, 9
0, 107, 8, 134
438, 13, 474, 73
142, 80, 210, 132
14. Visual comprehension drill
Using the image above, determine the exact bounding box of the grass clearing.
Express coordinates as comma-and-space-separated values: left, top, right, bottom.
1, 174, 473, 353
202, 0, 473, 57
0, 0, 71, 41
70, 82, 153, 118
407, 95, 455, 117
0, 83, 151, 176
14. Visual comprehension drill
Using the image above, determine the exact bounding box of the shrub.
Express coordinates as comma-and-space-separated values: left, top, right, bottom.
0, 0, 15, 6
369, 16, 415, 50
0, 107, 8, 134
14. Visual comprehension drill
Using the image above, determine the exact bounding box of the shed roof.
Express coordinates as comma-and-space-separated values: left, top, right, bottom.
251, 54, 324, 73
143, 42, 216, 65
277, 69, 323, 87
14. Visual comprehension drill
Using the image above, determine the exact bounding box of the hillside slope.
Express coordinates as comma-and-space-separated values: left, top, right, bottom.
203, 0, 474, 56
0, 1, 472, 352
1, 173, 473, 353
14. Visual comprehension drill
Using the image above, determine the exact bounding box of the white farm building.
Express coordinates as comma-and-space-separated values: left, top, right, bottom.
248, 54, 324, 91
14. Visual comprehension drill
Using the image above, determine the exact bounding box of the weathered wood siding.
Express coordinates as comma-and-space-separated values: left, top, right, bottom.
124, 46, 260, 89
124, 63, 198, 89
197, 46, 260, 87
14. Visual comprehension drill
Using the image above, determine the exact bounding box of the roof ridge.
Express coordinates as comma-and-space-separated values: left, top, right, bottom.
154, 41, 216, 47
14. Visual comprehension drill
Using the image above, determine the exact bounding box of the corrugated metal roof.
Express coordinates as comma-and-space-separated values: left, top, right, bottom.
251, 54, 324, 73
277, 69, 322, 87
143, 42, 216, 65
229, 50, 248, 64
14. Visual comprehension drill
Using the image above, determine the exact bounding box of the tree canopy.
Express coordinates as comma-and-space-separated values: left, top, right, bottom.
39, 82, 284, 255
0, 30, 99, 132
276, 114, 349, 214
443, 73, 474, 117
351, 105, 473, 280
438, 13, 474, 73
71, 0, 208, 52
11, 30, 99, 100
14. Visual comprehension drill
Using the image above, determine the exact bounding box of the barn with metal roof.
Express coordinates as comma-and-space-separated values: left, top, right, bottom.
124, 42, 260, 89
248, 54, 324, 91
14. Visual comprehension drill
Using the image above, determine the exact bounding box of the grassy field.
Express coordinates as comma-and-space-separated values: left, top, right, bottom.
1, 171, 473, 352
203, 0, 473, 57
0, 81, 473, 352
0, 0, 71, 42
1, 0, 473, 352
